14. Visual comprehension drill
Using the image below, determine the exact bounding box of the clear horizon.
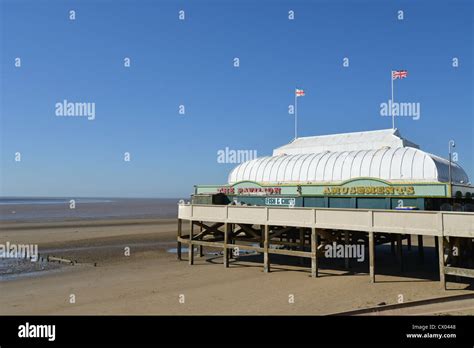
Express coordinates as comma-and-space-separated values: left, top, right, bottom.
0, 195, 185, 199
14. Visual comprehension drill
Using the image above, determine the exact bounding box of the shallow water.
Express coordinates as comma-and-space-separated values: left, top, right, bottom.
0, 197, 183, 222
0, 257, 65, 281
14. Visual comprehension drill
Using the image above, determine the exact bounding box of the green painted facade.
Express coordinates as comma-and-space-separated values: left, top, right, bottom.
192, 178, 453, 210
195, 178, 449, 198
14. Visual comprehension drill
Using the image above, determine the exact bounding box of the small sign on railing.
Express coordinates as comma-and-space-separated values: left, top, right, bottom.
265, 197, 296, 206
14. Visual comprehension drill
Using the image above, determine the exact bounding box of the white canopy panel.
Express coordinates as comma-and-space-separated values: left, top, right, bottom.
273, 128, 419, 155
228, 147, 469, 185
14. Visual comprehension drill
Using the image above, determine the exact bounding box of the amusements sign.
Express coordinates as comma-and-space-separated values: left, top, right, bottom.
324, 186, 415, 195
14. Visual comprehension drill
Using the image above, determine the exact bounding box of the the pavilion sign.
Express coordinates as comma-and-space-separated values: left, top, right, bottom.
324, 186, 415, 195
218, 187, 282, 195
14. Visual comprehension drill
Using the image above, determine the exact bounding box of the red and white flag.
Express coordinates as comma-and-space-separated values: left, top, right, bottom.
392, 70, 408, 80
295, 88, 305, 97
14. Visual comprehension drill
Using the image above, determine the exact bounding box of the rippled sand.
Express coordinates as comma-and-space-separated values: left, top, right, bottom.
0, 218, 472, 315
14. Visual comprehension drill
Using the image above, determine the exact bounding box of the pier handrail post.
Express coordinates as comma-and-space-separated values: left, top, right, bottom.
438, 212, 445, 235
368, 210, 374, 230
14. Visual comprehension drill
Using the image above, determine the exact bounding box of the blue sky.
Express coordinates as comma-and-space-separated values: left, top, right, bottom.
1, 0, 472, 198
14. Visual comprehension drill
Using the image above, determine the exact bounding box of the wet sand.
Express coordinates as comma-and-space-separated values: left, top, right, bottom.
0, 219, 473, 315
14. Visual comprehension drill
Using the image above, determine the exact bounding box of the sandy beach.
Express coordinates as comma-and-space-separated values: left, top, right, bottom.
1, 218, 473, 315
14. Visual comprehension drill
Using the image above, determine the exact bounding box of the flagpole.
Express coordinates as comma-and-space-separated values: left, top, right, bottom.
391, 70, 395, 129
294, 89, 298, 139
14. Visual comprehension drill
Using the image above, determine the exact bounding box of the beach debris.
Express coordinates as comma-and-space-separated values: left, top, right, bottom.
46, 255, 75, 265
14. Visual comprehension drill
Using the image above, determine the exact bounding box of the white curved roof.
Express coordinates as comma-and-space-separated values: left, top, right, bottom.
229, 145, 469, 185
273, 128, 419, 155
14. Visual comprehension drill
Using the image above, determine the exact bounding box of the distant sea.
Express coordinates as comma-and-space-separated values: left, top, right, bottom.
0, 198, 184, 222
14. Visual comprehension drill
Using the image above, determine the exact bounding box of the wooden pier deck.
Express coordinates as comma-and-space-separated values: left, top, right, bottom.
177, 204, 474, 289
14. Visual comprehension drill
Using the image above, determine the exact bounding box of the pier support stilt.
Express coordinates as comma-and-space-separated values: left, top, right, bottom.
224, 223, 229, 268
438, 236, 446, 290
264, 225, 270, 273
230, 223, 234, 259
407, 235, 412, 251
435, 236, 439, 258
299, 227, 305, 266
198, 223, 203, 257
418, 235, 424, 263
311, 228, 318, 278
188, 220, 194, 265
396, 234, 403, 272
344, 231, 350, 269
177, 218, 182, 261
369, 231, 375, 283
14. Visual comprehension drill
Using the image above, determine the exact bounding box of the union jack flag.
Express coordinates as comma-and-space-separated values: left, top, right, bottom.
392, 70, 408, 80
295, 89, 305, 97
